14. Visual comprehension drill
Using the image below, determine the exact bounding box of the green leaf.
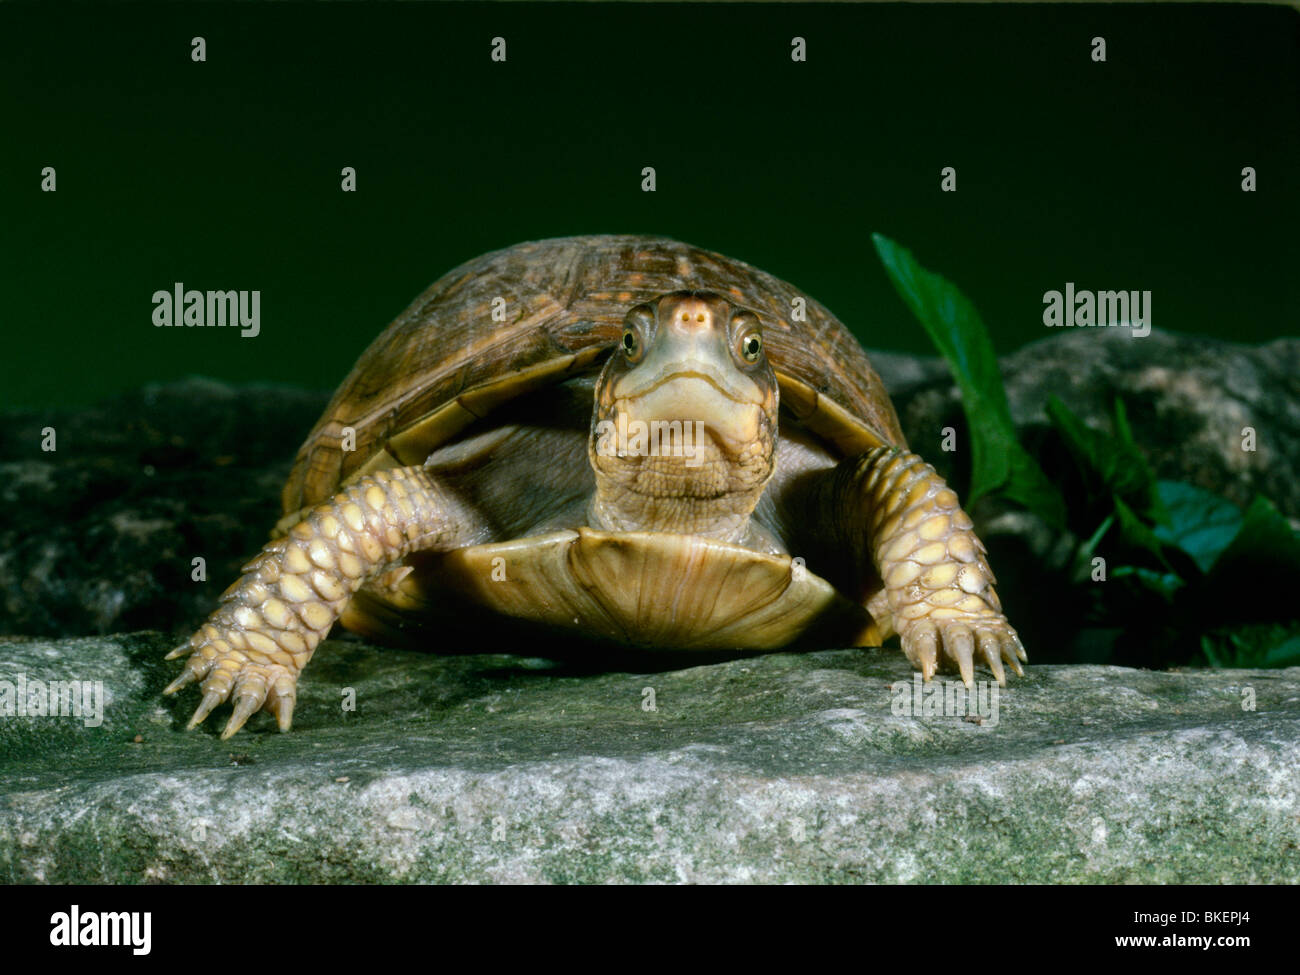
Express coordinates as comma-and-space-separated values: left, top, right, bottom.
1110, 399, 1164, 520
1077, 513, 1115, 565
1268, 634, 1300, 667
1112, 495, 1174, 570
1209, 494, 1300, 577
1001, 447, 1068, 529
1045, 394, 1102, 488
872, 233, 1064, 526
1199, 634, 1224, 668
1045, 395, 1160, 520
1110, 564, 1186, 603
1153, 480, 1243, 574
1201, 622, 1300, 669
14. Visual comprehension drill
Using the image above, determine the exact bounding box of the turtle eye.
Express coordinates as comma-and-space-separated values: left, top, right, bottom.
622, 303, 654, 362
730, 311, 763, 365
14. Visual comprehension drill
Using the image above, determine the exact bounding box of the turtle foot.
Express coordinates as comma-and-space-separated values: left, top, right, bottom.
164, 637, 299, 738
162, 465, 468, 737
899, 616, 1027, 687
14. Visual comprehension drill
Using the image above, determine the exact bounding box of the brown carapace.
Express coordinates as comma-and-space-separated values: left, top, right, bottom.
165, 235, 1025, 738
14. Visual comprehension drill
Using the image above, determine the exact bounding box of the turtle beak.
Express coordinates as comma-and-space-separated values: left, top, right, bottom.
611, 297, 769, 447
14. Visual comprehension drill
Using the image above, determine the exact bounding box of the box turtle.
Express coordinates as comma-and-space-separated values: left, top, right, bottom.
166, 234, 1026, 737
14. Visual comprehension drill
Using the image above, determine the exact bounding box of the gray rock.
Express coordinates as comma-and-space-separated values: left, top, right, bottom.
1, 633, 1296, 883
0, 378, 327, 637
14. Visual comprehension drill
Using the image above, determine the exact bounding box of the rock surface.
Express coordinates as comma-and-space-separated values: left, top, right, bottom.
0, 378, 326, 638
1, 633, 1297, 883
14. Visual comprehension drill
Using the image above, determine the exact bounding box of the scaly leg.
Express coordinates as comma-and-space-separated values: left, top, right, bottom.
809, 446, 1026, 686
164, 465, 478, 738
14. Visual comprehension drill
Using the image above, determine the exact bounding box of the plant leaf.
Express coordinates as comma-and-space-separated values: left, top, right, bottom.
1201, 622, 1300, 669
1077, 513, 1115, 567
1211, 495, 1300, 574
872, 233, 1064, 526
1153, 480, 1243, 574
1112, 495, 1174, 569
1110, 565, 1186, 603
1045, 394, 1160, 520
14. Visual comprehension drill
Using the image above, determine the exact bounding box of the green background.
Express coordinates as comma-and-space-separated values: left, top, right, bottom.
2, 2, 1297, 409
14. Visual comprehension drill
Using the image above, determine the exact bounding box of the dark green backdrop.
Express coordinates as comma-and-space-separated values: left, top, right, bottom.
3, 2, 1297, 409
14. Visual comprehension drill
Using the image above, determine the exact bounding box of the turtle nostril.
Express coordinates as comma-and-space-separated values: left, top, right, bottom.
671, 301, 714, 331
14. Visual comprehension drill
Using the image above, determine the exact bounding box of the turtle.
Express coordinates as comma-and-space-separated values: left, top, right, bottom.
165, 234, 1026, 738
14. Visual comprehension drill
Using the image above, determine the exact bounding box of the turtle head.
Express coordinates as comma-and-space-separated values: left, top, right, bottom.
587, 291, 780, 540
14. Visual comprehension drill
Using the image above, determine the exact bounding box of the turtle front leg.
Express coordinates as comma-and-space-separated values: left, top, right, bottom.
811, 446, 1026, 686
165, 465, 477, 738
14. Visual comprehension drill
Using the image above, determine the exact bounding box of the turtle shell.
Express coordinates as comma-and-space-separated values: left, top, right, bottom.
282, 234, 906, 516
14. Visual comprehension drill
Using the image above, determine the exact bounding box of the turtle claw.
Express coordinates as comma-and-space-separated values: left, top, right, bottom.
917, 639, 938, 682
187, 690, 225, 730
162, 653, 212, 695
902, 620, 940, 681
221, 691, 264, 740
989, 624, 1028, 681
947, 624, 976, 687
265, 685, 296, 732
1012, 632, 1028, 663
164, 643, 192, 661
900, 616, 1027, 687
978, 630, 1007, 686
1006, 641, 1026, 677
167, 635, 302, 736
162, 669, 197, 696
